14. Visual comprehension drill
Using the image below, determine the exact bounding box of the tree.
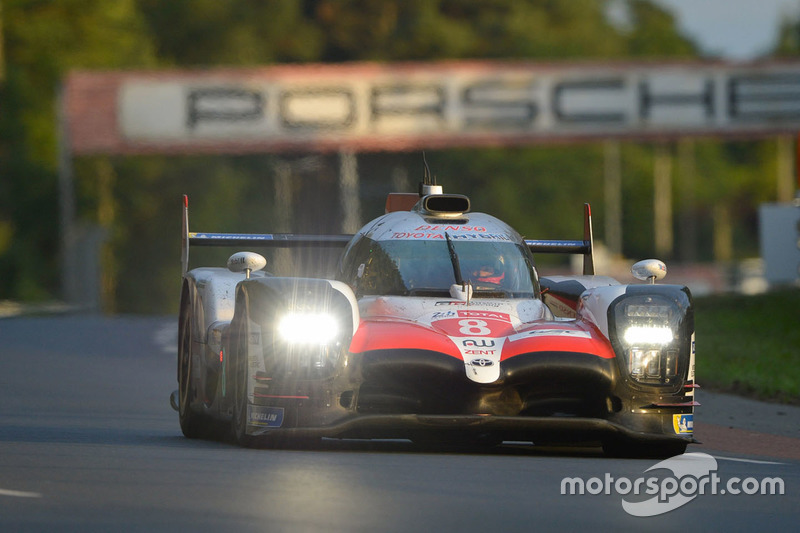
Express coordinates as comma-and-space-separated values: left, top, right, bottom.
2, 0, 718, 312
0, 0, 156, 301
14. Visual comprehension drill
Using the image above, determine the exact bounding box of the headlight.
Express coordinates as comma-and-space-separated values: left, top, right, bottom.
623, 326, 673, 345
613, 295, 683, 384
277, 312, 339, 344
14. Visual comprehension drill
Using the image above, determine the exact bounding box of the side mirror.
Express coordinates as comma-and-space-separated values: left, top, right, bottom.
227, 252, 267, 279
631, 259, 667, 284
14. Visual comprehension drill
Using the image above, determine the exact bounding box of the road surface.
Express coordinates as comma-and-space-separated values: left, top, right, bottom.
0, 315, 797, 531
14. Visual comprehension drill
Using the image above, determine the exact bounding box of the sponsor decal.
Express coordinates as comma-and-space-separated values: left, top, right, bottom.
464, 349, 497, 356
508, 328, 591, 342
457, 310, 510, 321
389, 232, 512, 241
673, 414, 693, 434
435, 300, 504, 307
450, 233, 512, 241
193, 232, 274, 240
451, 335, 507, 384
115, 67, 800, 153
543, 293, 577, 318
414, 225, 487, 232
462, 339, 496, 347
248, 405, 284, 428
391, 232, 445, 239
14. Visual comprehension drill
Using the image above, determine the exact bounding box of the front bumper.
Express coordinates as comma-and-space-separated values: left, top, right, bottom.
246, 348, 695, 445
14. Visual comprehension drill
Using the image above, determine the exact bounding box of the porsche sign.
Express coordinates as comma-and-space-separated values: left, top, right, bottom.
63, 60, 800, 154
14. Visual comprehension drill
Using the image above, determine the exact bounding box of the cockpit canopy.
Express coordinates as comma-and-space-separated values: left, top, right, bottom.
339, 235, 540, 298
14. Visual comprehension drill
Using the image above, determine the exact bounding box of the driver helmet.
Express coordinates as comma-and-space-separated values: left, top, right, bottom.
472, 256, 505, 285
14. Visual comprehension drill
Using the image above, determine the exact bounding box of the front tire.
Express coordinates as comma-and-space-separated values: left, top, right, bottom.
178, 294, 207, 439
230, 294, 261, 448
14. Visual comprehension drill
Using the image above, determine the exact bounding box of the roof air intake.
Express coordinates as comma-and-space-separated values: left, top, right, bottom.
420, 194, 470, 216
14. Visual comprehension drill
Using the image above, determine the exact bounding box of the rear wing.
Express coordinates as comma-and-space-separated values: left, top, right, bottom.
524, 203, 595, 275
181, 195, 352, 275
182, 195, 595, 276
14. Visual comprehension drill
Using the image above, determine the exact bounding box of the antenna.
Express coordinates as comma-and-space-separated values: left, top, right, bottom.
419, 152, 443, 196
422, 151, 432, 185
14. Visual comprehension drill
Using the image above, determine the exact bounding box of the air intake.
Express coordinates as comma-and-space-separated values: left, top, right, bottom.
420, 194, 470, 216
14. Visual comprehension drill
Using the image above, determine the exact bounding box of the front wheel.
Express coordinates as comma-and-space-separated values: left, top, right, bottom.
178, 300, 208, 439
230, 298, 262, 448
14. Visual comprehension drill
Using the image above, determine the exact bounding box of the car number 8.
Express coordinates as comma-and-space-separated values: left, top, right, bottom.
458, 319, 491, 336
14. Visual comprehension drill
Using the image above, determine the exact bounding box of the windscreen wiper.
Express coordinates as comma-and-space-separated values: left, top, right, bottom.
444, 232, 464, 286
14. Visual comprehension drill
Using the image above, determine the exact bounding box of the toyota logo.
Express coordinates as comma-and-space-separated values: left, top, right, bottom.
470, 358, 494, 367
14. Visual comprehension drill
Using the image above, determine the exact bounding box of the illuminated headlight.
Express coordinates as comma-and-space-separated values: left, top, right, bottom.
277, 312, 338, 344
613, 296, 682, 384
623, 326, 673, 345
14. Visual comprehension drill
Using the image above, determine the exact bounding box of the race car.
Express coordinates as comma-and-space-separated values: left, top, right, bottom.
171, 170, 697, 457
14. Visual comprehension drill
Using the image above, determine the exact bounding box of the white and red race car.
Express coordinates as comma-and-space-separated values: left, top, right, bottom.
172, 173, 696, 457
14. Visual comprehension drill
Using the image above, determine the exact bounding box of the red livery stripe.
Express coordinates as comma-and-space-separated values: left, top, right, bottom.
349, 319, 461, 357
349, 318, 615, 361
502, 323, 615, 360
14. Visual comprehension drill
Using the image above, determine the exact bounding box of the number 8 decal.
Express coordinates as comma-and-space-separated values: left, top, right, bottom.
458, 319, 491, 336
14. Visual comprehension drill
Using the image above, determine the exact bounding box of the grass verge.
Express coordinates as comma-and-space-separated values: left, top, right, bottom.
693, 286, 800, 404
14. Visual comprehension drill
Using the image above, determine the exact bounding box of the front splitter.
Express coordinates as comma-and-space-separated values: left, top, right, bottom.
248, 413, 694, 445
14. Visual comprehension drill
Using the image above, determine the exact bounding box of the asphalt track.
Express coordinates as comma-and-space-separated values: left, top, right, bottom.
0, 315, 797, 531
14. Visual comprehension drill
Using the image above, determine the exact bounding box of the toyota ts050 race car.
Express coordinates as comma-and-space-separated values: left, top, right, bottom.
172, 171, 697, 457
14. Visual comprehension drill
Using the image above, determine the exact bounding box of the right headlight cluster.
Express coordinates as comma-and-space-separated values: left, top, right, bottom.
613, 295, 682, 384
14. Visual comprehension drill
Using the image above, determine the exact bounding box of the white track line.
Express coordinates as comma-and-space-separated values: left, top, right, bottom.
713, 455, 785, 465
0, 487, 42, 498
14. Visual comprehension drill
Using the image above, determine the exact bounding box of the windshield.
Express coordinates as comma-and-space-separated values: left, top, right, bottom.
341, 237, 539, 298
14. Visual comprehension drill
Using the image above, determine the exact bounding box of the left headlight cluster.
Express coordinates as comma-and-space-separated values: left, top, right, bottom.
277, 312, 339, 345
613, 295, 682, 384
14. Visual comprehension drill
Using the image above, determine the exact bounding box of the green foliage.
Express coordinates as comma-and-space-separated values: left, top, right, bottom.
624, 0, 698, 57
0, 0, 155, 300
93, 155, 283, 313
136, 0, 323, 65
432, 146, 605, 241
135, 0, 692, 63
0, 0, 791, 313
774, 10, 800, 57
694, 288, 800, 403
